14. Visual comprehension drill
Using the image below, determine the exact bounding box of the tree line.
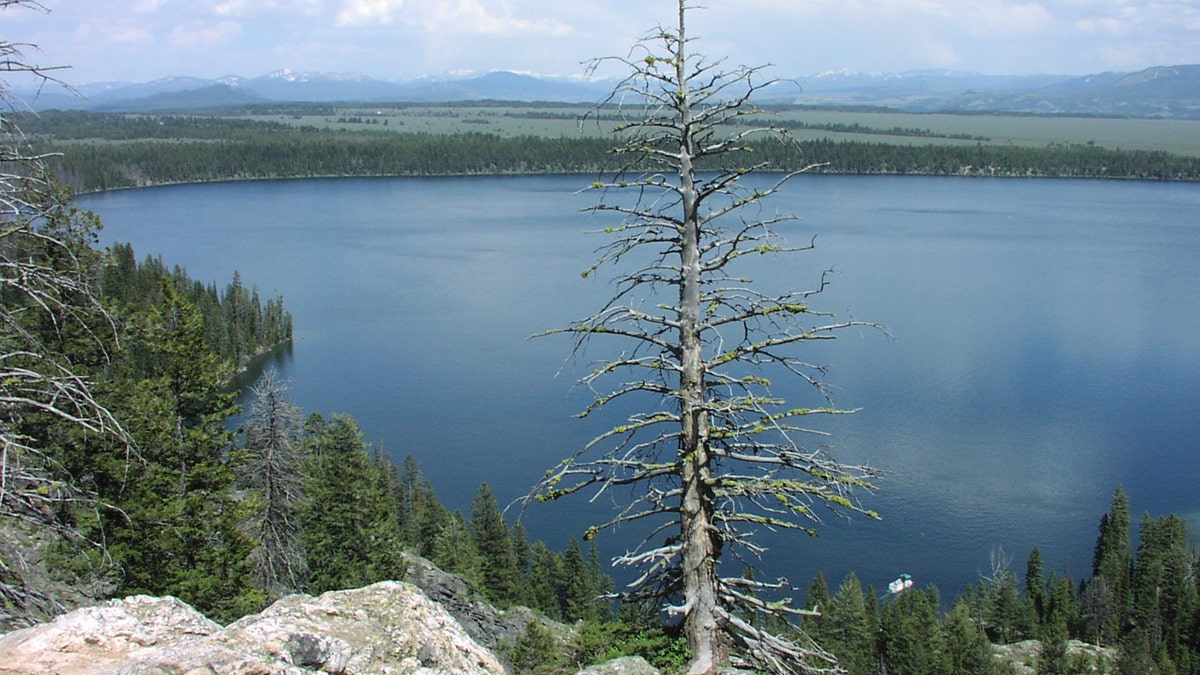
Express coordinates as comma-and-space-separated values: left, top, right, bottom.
100, 242, 292, 369
14, 111, 1200, 193
800, 487, 1200, 674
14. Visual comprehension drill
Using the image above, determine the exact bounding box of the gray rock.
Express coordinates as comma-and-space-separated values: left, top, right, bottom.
401, 552, 546, 654
575, 655, 661, 675
0, 581, 506, 674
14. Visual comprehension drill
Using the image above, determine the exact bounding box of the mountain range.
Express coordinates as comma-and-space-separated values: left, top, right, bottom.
13, 65, 1200, 118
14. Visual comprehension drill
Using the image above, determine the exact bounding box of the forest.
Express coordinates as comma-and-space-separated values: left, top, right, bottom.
14, 110, 1200, 193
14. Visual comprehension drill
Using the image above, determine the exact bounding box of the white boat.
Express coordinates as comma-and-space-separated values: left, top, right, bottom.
888, 574, 913, 595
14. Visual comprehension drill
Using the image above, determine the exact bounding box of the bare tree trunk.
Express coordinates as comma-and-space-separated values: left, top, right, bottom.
675, 8, 725, 670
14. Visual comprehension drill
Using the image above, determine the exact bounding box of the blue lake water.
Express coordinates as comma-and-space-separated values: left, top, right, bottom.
79, 174, 1200, 600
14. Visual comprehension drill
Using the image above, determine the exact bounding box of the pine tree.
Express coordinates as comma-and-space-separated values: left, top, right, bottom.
395, 454, 448, 555
469, 483, 523, 605
1132, 513, 1197, 671
942, 601, 996, 675
429, 510, 482, 589
510, 521, 534, 604
879, 587, 947, 675
823, 573, 876, 675
561, 538, 601, 623
1116, 628, 1158, 675
803, 571, 832, 644
1026, 546, 1047, 629
1043, 572, 1077, 644
1078, 575, 1116, 646
528, 541, 566, 620
95, 285, 259, 622
1093, 487, 1132, 639
300, 413, 405, 593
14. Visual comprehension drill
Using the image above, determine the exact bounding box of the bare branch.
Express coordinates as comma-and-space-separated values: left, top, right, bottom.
530, 2, 884, 672
0, 2, 127, 626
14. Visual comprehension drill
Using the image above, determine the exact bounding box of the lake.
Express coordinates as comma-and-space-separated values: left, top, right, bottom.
79, 174, 1200, 601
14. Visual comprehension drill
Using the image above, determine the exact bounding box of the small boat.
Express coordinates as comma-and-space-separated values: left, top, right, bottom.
887, 573, 913, 595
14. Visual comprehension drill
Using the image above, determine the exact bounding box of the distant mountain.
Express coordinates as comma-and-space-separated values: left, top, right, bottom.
12, 70, 612, 112
9, 65, 1200, 118
91, 84, 267, 113
241, 69, 411, 102
390, 71, 608, 102
784, 65, 1200, 117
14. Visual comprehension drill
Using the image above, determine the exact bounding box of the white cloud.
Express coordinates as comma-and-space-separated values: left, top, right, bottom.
1074, 16, 1126, 35
334, 0, 571, 36
964, 2, 1056, 37
335, 0, 403, 26
103, 25, 157, 45
169, 20, 242, 48
11, 0, 1200, 83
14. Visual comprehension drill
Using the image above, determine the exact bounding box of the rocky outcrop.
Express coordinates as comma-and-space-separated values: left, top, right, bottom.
992, 639, 1118, 674
401, 552, 550, 655
0, 581, 505, 674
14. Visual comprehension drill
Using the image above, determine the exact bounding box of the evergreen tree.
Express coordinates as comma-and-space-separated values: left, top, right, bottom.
1078, 576, 1117, 646
587, 539, 613, 621
1117, 628, 1158, 675
1043, 572, 1078, 644
300, 413, 405, 593
428, 510, 483, 589
510, 619, 562, 675
823, 573, 875, 675
1093, 487, 1132, 639
527, 541, 566, 620
469, 482, 523, 605
94, 285, 259, 622
942, 601, 997, 675
1026, 546, 1047, 629
395, 454, 449, 555
560, 538, 602, 623
511, 521, 533, 575
802, 572, 832, 644
1132, 513, 1197, 671
1038, 614, 1071, 675
879, 587, 948, 675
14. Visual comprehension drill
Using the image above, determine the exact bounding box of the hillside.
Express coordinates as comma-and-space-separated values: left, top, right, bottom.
15, 65, 1200, 118
0, 554, 1105, 675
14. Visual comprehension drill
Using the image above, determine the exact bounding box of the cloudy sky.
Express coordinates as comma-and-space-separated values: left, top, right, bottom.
5, 0, 1200, 86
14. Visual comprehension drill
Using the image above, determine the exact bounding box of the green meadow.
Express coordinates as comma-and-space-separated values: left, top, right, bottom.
242, 103, 1200, 156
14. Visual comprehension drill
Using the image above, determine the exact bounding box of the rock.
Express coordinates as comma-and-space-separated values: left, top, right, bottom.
220, 581, 504, 674
0, 595, 222, 674
401, 553, 549, 654
992, 638, 1117, 675
0, 581, 506, 674
575, 655, 661, 675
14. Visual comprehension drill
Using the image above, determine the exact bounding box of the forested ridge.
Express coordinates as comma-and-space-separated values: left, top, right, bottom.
16, 110, 1200, 193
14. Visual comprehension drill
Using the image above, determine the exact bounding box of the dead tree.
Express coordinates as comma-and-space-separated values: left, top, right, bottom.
240, 370, 308, 597
525, 3, 882, 673
0, 0, 127, 628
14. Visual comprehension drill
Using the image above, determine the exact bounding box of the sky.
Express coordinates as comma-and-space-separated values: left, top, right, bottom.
3, 0, 1200, 86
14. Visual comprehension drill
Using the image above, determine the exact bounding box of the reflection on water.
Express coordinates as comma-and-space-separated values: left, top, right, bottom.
81, 174, 1200, 599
